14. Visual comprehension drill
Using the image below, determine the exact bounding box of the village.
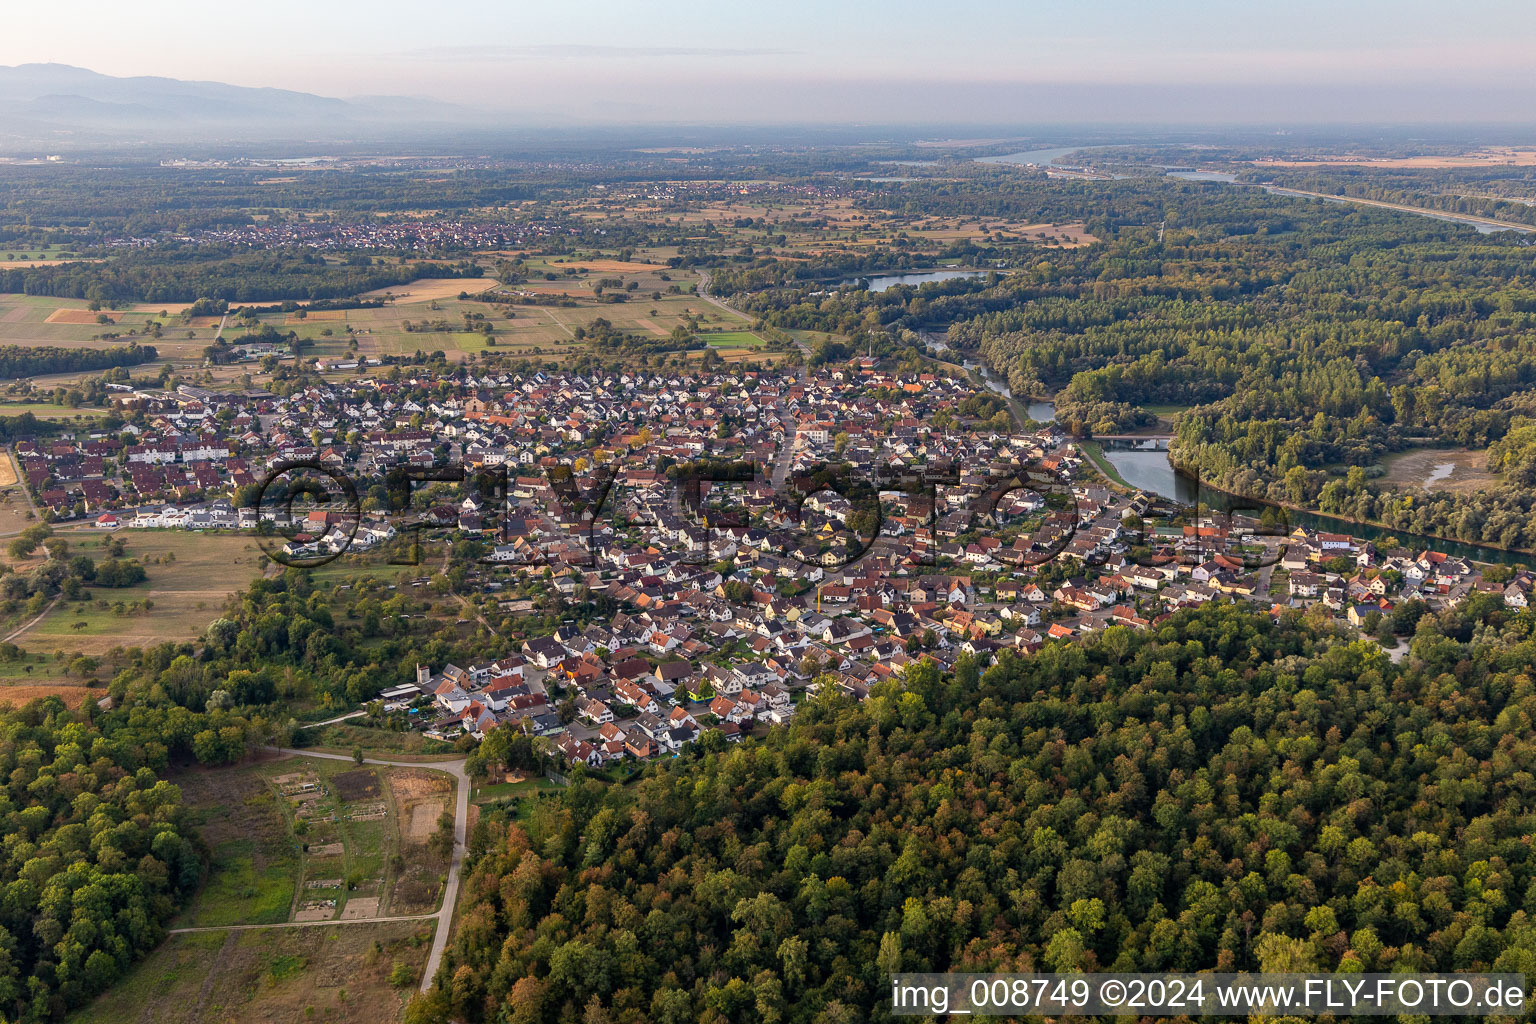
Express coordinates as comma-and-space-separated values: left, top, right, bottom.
15, 359, 1534, 768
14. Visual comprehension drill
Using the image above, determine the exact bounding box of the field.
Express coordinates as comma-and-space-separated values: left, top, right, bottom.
1253, 148, 1536, 169
0, 400, 106, 420
66, 920, 431, 1024
0, 243, 793, 382
1381, 447, 1498, 495
357, 276, 498, 302
703, 330, 765, 348
0, 293, 212, 365
2, 531, 264, 664
471, 773, 560, 806
171, 754, 454, 930
174, 764, 302, 928
0, 684, 98, 708
291, 273, 770, 367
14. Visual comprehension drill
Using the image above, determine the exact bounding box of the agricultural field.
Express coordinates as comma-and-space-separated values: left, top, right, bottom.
0, 249, 793, 382
0, 400, 108, 421
0, 293, 212, 364
231, 277, 752, 368
0, 449, 35, 537
702, 330, 765, 348
66, 920, 432, 1024
1, 530, 265, 663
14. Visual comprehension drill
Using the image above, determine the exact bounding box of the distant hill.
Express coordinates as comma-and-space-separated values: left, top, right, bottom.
0, 63, 477, 146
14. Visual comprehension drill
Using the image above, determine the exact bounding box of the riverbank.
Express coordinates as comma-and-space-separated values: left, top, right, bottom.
1080, 441, 1135, 492
1181, 471, 1536, 568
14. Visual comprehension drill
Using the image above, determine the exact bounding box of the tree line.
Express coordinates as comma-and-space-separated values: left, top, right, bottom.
409, 598, 1536, 1023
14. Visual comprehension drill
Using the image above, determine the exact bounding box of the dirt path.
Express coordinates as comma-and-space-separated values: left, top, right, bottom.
440, 546, 498, 637
0, 449, 42, 535
1, 593, 61, 643
168, 912, 436, 935
544, 307, 578, 339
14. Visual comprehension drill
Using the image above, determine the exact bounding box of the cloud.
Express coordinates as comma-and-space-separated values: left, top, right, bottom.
399, 44, 793, 61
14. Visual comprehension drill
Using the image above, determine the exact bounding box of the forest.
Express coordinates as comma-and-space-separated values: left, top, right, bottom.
408, 600, 1536, 1024
707, 174, 1536, 552
0, 699, 214, 1023
0, 344, 156, 381
0, 249, 481, 304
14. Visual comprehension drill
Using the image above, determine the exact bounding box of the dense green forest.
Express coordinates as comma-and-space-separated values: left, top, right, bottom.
0, 344, 156, 381
0, 700, 221, 1023
0, 250, 485, 304
1236, 166, 1536, 229
411, 600, 1536, 1024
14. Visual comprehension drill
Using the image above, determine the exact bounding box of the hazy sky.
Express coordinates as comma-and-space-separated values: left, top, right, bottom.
4, 0, 1535, 122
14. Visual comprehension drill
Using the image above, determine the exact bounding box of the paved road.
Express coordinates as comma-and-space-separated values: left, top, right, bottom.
230, 747, 470, 994
771, 416, 799, 490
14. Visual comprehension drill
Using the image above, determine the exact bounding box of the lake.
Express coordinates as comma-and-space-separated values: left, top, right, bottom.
839, 270, 986, 292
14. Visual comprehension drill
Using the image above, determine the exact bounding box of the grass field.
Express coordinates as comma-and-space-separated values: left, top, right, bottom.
703, 330, 765, 348
4, 531, 264, 663
66, 920, 432, 1024
0, 401, 106, 420
174, 765, 301, 928
471, 775, 560, 805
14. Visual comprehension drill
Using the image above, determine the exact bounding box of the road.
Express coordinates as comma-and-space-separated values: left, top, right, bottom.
695, 269, 808, 357
182, 747, 473, 995
771, 428, 798, 490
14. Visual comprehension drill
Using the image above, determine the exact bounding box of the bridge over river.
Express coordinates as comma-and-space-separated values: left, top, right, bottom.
1089, 435, 1173, 449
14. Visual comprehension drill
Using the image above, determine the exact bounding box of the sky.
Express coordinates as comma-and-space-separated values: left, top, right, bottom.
2, 0, 1535, 123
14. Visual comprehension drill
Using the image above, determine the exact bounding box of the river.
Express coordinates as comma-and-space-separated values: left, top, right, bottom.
1103, 450, 1532, 567
976, 146, 1083, 167
924, 332, 1055, 421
